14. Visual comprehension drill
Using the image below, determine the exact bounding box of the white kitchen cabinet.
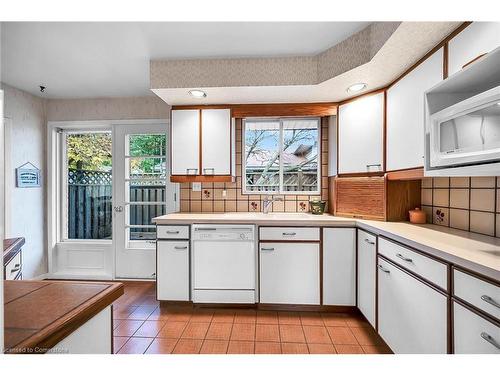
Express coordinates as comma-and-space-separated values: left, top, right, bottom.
338, 92, 384, 174
386, 48, 443, 171
171, 108, 233, 178
201, 109, 231, 175
357, 230, 377, 327
377, 257, 448, 353
157, 240, 190, 301
449, 22, 500, 76
260, 242, 320, 305
322, 228, 356, 306
171, 109, 200, 175
453, 301, 500, 354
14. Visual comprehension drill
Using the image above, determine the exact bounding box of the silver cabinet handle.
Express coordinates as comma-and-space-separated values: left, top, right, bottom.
203, 168, 215, 174
378, 264, 390, 274
186, 168, 198, 174
364, 238, 375, 245
481, 332, 500, 349
174, 246, 188, 250
481, 295, 500, 309
11, 265, 21, 273
366, 163, 382, 168
166, 230, 180, 234
282, 232, 296, 236
261, 247, 275, 251
396, 253, 413, 262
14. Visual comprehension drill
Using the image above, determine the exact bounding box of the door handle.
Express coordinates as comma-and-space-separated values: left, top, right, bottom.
378, 264, 390, 274
114, 206, 123, 213
396, 253, 413, 262
203, 168, 215, 175
480, 332, 500, 349
166, 230, 180, 234
364, 238, 375, 245
481, 295, 500, 309
261, 247, 275, 251
174, 246, 188, 250
366, 163, 382, 168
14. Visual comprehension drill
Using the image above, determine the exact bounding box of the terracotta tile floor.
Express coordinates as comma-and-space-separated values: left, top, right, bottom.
112, 281, 392, 355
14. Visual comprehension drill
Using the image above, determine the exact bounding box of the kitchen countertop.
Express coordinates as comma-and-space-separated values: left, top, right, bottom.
3, 237, 25, 265
4, 280, 124, 354
153, 212, 500, 280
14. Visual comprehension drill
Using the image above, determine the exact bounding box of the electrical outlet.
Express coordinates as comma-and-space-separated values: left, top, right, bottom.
222, 189, 227, 199
192, 182, 202, 191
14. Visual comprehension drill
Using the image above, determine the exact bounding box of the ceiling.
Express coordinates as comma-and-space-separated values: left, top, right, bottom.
0, 22, 370, 99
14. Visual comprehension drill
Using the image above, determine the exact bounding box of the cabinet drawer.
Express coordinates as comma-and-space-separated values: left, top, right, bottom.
379, 238, 447, 290
259, 227, 320, 241
157, 225, 190, 239
454, 301, 500, 354
454, 269, 500, 320
5, 251, 22, 280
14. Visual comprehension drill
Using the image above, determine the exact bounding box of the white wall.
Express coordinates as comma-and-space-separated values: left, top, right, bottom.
2, 83, 47, 278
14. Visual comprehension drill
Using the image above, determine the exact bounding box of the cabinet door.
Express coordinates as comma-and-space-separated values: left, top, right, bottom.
338, 92, 384, 174
377, 257, 447, 353
357, 230, 377, 327
387, 48, 443, 171
322, 228, 356, 306
260, 242, 320, 305
454, 302, 500, 354
157, 241, 190, 301
449, 22, 500, 76
171, 109, 200, 175
201, 109, 231, 175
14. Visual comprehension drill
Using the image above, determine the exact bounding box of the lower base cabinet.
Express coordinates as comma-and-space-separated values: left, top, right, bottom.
357, 230, 377, 326
323, 228, 356, 306
377, 257, 448, 353
157, 240, 190, 301
454, 302, 500, 354
260, 242, 320, 305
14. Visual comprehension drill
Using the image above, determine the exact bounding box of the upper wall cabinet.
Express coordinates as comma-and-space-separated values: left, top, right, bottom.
171, 108, 234, 182
386, 48, 444, 171
338, 92, 384, 174
449, 22, 500, 76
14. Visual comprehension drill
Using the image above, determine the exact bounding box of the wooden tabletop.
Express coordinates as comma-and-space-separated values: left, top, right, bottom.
3, 237, 25, 265
4, 279, 124, 354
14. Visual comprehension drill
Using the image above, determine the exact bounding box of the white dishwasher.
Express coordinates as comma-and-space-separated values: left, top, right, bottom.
192, 224, 256, 303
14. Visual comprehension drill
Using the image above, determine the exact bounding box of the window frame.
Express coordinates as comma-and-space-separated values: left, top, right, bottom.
242, 117, 321, 195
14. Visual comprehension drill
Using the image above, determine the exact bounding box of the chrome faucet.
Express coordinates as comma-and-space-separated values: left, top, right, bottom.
262, 196, 283, 214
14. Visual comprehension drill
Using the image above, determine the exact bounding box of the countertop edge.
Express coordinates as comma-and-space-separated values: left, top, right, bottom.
153, 214, 500, 281
3, 237, 25, 265
6, 281, 124, 354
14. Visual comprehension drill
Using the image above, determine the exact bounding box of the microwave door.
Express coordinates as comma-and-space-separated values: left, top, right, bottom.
431, 100, 500, 168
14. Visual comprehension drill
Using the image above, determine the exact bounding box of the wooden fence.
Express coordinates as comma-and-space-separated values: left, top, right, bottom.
68, 169, 165, 240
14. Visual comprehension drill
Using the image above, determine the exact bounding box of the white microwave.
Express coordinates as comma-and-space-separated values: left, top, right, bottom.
429, 85, 500, 169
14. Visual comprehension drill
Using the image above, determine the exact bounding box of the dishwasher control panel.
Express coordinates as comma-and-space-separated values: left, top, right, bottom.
192, 225, 255, 241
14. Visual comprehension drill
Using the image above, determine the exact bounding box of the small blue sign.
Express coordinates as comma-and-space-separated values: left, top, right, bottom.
16, 162, 41, 188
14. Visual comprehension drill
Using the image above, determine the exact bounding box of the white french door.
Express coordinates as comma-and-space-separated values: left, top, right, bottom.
113, 122, 178, 279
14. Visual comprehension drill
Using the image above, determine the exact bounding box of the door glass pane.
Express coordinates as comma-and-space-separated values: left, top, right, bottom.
129, 204, 166, 228
128, 134, 166, 156
125, 133, 167, 245
244, 121, 280, 192
282, 119, 319, 192
66, 132, 112, 239
439, 103, 500, 153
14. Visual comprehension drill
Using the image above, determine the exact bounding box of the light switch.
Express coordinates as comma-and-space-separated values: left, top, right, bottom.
192, 182, 202, 191
222, 189, 227, 198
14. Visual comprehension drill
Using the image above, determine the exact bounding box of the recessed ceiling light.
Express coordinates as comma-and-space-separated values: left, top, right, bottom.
189, 89, 207, 98
347, 83, 367, 93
